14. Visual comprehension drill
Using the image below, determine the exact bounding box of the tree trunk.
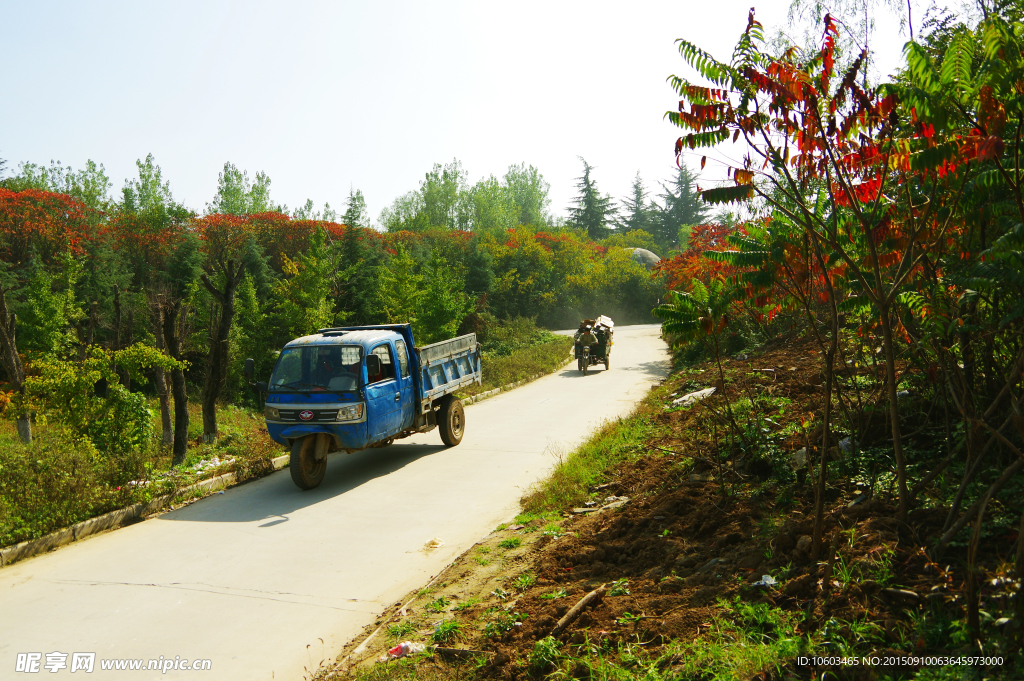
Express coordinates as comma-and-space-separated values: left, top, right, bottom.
152, 305, 173, 446
878, 308, 908, 522
200, 262, 245, 444
0, 289, 30, 444
162, 301, 189, 465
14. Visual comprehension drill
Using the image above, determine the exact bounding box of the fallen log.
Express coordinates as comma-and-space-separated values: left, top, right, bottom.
550, 584, 607, 636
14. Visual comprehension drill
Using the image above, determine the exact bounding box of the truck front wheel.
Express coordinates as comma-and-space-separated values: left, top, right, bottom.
438, 397, 465, 447
290, 435, 326, 490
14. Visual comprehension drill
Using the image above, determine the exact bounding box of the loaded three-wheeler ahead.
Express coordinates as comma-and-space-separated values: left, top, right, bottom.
246, 324, 482, 490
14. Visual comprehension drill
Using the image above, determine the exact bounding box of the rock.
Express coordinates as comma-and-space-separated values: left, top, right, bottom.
624, 248, 661, 269
789, 448, 808, 470
697, 558, 721, 574
724, 532, 744, 545
839, 437, 853, 453
688, 473, 713, 482
675, 554, 698, 569
796, 535, 812, 554
672, 387, 717, 407
737, 553, 762, 569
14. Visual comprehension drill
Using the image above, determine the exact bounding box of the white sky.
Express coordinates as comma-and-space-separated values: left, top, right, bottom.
2, 0, 920, 226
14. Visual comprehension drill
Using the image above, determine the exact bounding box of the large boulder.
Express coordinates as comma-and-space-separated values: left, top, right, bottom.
625, 248, 661, 269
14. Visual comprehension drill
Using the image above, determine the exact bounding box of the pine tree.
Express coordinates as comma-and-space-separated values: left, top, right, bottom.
568, 158, 616, 241
618, 171, 655, 236
653, 164, 708, 251
342, 188, 369, 229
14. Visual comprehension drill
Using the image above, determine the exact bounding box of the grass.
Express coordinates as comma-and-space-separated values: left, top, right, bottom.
386, 622, 416, 641
497, 537, 521, 549
430, 620, 462, 645
424, 596, 450, 613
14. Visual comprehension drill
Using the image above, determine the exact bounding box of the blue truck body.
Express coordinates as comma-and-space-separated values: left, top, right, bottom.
256, 324, 481, 488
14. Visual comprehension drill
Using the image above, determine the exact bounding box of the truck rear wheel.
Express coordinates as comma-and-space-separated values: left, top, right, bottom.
438, 396, 465, 446
290, 435, 326, 490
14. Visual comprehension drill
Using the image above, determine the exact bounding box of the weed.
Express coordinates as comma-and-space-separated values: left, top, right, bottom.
512, 573, 536, 591
417, 587, 433, 597
528, 636, 562, 673
491, 587, 511, 601
452, 597, 480, 612
494, 523, 508, 531
616, 612, 644, 625
425, 596, 450, 613
868, 547, 897, 586
541, 523, 563, 538
483, 610, 528, 638
540, 588, 569, 600
610, 578, 631, 596
386, 621, 415, 640
498, 537, 521, 550
833, 553, 856, 587
431, 619, 462, 645
474, 556, 491, 566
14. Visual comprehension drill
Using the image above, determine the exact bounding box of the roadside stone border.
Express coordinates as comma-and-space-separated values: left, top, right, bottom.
0, 356, 576, 569
0, 454, 290, 570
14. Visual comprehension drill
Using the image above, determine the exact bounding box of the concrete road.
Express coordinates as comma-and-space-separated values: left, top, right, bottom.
0, 324, 668, 680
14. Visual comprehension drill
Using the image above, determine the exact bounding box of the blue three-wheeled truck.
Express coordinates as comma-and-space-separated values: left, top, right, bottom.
245, 324, 482, 490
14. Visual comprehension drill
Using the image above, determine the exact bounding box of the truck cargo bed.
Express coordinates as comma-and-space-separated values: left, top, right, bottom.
415, 333, 482, 409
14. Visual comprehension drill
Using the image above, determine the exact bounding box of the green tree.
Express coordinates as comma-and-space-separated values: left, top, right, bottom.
654, 164, 708, 251
469, 176, 518, 236
273, 228, 340, 338
422, 159, 471, 230
342, 188, 369, 229
18, 251, 85, 356
206, 162, 277, 215
414, 256, 474, 344
617, 172, 657, 238
503, 163, 551, 227
2, 159, 112, 211
375, 246, 423, 325
379, 190, 428, 232
230, 274, 274, 402
568, 158, 616, 241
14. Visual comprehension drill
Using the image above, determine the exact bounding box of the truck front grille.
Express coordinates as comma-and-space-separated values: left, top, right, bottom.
277, 409, 339, 422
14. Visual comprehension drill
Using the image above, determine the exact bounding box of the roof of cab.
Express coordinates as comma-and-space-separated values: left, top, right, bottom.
283, 329, 398, 349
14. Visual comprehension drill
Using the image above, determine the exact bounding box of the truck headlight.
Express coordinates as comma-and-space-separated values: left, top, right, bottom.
264, 406, 280, 420
337, 403, 364, 421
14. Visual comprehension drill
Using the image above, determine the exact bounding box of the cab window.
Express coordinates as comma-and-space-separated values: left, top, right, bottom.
368, 344, 396, 384
394, 340, 410, 379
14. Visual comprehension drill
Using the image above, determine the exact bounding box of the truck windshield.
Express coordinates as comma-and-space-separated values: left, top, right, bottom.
269, 345, 364, 392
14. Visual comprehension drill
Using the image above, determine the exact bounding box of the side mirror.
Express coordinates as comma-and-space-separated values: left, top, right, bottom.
366, 354, 381, 378
244, 358, 255, 382
254, 381, 268, 392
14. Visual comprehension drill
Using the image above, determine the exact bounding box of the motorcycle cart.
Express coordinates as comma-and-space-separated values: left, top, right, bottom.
574, 315, 614, 375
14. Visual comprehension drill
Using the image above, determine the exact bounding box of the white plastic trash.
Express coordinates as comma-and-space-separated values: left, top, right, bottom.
380, 641, 425, 662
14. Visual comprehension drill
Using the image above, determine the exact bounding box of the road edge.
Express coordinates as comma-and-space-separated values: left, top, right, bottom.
0, 356, 576, 570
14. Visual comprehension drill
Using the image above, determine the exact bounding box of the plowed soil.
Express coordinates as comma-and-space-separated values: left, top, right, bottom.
321, 338, 1017, 681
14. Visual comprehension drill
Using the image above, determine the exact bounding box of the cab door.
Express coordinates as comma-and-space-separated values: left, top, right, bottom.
364, 342, 402, 441
393, 338, 415, 430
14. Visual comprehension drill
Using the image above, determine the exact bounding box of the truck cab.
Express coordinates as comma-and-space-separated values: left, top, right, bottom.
249, 324, 481, 490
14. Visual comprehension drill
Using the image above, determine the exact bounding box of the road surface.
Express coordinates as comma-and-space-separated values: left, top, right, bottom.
0, 324, 668, 680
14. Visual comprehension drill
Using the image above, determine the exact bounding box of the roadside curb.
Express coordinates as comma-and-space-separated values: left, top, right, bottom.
0, 454, 292, 570
0, 360, 572, 569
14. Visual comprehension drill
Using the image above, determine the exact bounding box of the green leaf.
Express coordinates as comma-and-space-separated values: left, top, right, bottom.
700, 185, 753, 205
940, 31, 975, 98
